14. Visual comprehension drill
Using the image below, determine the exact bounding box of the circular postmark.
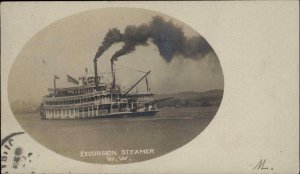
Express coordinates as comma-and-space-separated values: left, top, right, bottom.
1, 132, 40, 173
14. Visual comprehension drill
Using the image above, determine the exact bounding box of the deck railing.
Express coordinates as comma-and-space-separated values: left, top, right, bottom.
43, 98, 128, 109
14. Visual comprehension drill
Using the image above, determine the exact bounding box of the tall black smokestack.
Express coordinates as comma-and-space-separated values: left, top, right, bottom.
93, 28, 123, 89
93, 59, 99, 90
111, 60, 116, 89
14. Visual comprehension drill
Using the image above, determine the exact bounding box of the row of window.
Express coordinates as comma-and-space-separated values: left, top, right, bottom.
46, 105, 129, 118
46, 105, 107, 114
45, 103, 128, 115
44, 96, 152, 106
55, 86, 106, 97
48, 109, 109, 119
44, 96, 114, 106
46, 108, 107, 115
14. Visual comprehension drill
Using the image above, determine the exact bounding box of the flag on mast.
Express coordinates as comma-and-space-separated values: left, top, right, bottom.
54, 74, 60, 79
67, 74, 79, 85
53, 74, 59, 97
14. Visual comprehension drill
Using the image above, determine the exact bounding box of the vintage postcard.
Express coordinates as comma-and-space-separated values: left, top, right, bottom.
1, 1, 299, 174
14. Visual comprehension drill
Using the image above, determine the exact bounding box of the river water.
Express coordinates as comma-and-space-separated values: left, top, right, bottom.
14, 106, 218, 164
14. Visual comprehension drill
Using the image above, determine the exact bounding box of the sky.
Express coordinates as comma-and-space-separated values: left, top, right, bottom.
8, 8, 224, 104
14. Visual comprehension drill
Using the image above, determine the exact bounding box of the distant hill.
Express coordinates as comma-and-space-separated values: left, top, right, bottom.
155, 89, 223, 108
9, 90, 224, 113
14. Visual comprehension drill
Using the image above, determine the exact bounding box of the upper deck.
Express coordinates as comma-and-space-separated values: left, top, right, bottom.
47, 83, 107, 97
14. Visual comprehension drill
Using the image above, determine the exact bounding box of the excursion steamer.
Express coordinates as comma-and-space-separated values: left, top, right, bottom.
39, 58, 170, 120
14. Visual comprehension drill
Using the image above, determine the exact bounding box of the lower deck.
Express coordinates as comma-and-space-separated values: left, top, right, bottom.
41, 109, 159, 120
41, 103, 157, 120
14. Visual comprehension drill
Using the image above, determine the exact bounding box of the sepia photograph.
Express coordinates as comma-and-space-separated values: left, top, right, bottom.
2, 2, 298, 173
7, 8, 224, 164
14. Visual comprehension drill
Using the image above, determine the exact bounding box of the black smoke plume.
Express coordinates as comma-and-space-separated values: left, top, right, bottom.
94, 28, 123, 60
94, 16, 214, 62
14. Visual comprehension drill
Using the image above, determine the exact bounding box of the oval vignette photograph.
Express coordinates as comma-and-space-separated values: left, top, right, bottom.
8, 8, 224, 164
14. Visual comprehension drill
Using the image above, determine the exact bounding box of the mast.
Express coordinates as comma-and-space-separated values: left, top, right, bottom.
124, 71, 151, 96
115, 70, 151, 103
53, 74, 59, 97
145, 76, 149, 92
131, 97, 173, 111
54, 77, 56, 97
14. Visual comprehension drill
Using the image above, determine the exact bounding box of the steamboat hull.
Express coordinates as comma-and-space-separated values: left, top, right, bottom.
40, 110, 159, 120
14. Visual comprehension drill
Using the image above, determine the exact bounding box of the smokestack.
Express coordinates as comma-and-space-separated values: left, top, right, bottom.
111, 60, 115, 89
93, 59, 99, 90
93, 28, 123, 90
